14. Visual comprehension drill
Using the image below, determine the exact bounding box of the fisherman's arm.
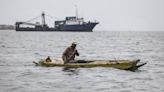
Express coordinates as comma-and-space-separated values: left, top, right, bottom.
75, 50, 79, 56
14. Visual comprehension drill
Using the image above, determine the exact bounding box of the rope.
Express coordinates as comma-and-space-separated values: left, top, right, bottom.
23, 13, 62, 23
25, 16, 41, 23
45, 14, 61, 20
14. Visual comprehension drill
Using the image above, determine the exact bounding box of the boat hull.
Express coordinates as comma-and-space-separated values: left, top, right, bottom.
15, 22, 98, 32
33, 59, 147, 71
56, 23, 98, 31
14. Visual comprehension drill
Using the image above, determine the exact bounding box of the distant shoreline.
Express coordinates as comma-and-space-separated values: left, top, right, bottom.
0, 24, 15, 30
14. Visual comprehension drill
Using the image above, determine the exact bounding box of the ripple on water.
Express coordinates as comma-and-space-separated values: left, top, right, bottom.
0, 31, 164, 92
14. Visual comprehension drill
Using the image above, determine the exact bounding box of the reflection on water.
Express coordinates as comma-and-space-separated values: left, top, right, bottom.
62, 67, 79, 75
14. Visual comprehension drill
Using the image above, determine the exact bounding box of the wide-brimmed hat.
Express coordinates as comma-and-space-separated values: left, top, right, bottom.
71, 42, 78, 45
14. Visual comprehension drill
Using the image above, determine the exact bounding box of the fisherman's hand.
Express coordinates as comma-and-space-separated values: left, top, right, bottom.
75, 50, 79, 56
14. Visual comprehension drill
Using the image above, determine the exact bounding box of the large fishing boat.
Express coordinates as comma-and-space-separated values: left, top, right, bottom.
15, 11, 98, 32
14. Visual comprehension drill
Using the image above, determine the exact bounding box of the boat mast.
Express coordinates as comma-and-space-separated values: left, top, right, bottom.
42, 12, 46, 27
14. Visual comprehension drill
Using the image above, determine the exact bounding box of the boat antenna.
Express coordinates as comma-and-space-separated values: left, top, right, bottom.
75, 5, 78, 19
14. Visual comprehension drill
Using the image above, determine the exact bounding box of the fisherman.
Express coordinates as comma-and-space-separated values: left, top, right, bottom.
62, 42, 79, 64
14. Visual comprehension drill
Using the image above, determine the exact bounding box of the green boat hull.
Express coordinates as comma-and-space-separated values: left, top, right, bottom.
33, 59, 147, 71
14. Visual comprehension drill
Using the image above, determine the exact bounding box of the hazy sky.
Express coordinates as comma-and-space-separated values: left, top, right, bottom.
0, 0, 164, 31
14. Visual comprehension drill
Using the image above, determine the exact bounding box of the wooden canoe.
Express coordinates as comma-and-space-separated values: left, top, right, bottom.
33, 59, 147, 71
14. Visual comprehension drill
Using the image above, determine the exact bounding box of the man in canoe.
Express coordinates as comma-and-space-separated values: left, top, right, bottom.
62, 42, 79, 64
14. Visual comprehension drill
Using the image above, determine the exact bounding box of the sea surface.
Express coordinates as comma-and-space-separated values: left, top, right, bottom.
0, 30, 164, 92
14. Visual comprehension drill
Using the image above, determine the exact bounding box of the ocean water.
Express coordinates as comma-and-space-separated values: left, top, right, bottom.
0, 30, 164, 92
